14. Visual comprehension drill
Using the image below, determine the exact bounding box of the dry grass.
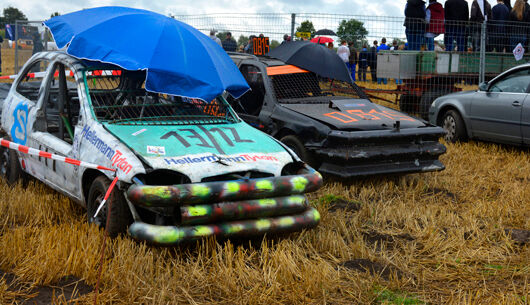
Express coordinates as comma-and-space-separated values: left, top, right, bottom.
1, 47, 34, 77
0, 50, 528, 304
0, 141, 528, 304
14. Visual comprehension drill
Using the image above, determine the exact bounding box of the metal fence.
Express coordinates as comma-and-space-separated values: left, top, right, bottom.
5, 14, 530, 119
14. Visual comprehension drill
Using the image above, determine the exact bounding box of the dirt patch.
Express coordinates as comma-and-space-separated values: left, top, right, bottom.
361, 230, 415, 251
0, 270, 93, 304
339, 259, 406, 280
504, 229, 530, 244
328, 198, 362, 213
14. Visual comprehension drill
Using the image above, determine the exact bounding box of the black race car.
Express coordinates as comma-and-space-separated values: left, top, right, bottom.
228, 52, 446, 177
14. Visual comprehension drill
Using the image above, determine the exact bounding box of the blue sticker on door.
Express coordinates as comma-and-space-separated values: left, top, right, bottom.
11, 103, 29, 145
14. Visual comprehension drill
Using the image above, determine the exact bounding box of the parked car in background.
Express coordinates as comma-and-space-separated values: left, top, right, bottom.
429, 64, 530, 145
228, 53, 447, 177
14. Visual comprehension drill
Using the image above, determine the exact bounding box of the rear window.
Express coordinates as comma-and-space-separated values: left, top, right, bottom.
268, 66, 366, 102
84, 69, 237, 125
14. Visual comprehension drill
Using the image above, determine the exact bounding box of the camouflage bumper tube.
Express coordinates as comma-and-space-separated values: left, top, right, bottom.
126, 166, 323, 244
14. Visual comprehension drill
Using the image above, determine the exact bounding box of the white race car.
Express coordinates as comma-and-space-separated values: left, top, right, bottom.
0, 52, 323, 245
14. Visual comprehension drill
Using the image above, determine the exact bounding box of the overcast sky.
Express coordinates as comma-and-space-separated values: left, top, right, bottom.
2, 0, 414, 21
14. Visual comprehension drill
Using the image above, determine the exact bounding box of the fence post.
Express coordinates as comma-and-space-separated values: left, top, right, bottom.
479, 21, 486, 84
291, 13, 296, 41
14, 20, 19, 74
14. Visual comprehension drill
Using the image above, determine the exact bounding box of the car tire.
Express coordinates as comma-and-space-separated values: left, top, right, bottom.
420, 91, 446, 120
441, 110, 468, 143
0, 145, 24, 186
87, 176, 132, 238
280, 135, 320, 168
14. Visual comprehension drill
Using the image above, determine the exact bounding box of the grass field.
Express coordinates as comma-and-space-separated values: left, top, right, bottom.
0, 48, 528, 304
0, 141, 528, 304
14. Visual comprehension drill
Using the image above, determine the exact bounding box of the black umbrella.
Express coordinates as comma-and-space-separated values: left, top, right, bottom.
314, 29, 337, 36
267, 41, 352, 83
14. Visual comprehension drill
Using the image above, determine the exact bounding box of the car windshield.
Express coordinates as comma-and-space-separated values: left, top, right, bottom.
84, 69, 238, 125
268, 68, 367, 102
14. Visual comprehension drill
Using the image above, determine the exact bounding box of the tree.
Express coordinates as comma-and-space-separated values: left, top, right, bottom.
0, 7, 27, 27
50, 12, 61, 18
270, 39, 280, 50
296, 20, 315, 40
336, 19, 368, 45
237, 35, 249, 47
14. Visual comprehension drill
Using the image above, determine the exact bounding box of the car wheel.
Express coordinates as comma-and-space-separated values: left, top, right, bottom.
280, 135, 320, 168
0, 145, 24, 186
87, 176, 132, 238
420, 91, 447, 120
441, 110, 467, 143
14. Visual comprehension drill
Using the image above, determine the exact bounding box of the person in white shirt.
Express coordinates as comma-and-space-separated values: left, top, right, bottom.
209, 30, 222, 47
337, 40, 350, 64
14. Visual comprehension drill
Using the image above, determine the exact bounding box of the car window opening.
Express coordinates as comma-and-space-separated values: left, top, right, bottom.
85, 69, 237, 125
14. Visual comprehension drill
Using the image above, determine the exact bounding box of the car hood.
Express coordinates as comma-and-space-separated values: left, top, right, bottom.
280, 98, 425, 130
103, 122, 294, 181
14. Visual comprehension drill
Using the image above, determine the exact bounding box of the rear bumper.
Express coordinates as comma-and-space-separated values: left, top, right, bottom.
311, 127, 447, 177
125, 165, 323, 244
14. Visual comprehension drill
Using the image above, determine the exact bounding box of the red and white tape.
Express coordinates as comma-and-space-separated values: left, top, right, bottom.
93, 176, 119, 218
0, 69, 121, 80
0, 138, 116, 172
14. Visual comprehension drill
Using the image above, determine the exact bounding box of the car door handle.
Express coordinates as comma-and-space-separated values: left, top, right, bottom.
512, 101, 522, 107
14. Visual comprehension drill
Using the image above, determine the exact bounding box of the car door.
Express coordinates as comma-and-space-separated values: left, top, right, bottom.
470, 68, 530, 144
523, 95, 530, 145
7, 58, 52, 182
32, 60, 83, 198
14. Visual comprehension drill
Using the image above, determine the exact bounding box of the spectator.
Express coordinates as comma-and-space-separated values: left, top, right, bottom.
390, 39, 399, 50
470, 0, 492, 52
369, 40, 378, 83
508, 0, 528, 49
358, 44, 369, 82
425, 0, 445, 51
491, 0, 510, 52
280, 34, 290, 45
504, 0, 513, 10
209, 30, 222, 47
348, 41, 358, 82
0, 34, 3, 75
404, 0, 427, 51
245, 35, 256, 54
337, 40, 350, 79
327, 42, 334, 50
444, 0, 470, 51
222, 32, 237, 52
376, 38, 389, 84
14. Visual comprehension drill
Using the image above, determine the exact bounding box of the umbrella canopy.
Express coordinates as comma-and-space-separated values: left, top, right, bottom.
310, 37, 334, 44
267, 41, 352, 84
314, 29, 337, 36
44, 6, 249, 102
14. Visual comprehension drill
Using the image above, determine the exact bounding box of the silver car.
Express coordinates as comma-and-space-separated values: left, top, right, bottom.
429, 64, 530, 145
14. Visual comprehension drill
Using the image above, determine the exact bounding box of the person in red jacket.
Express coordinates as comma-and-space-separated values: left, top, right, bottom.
425, 0, 445, 50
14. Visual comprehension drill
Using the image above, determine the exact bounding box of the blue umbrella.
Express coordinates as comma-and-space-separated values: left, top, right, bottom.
44, 6, 249, 102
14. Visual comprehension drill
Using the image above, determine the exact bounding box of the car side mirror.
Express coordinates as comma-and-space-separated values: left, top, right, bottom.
478, 82, 489, 91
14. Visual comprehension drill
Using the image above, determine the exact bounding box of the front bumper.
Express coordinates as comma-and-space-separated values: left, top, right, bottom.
126, 165, 323, 245
310, 127, 447, 177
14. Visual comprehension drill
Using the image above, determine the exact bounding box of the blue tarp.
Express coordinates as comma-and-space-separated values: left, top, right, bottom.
44, 6, 249, 102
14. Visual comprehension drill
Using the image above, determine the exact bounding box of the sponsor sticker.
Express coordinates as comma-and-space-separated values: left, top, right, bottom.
147, 145, 166, 155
